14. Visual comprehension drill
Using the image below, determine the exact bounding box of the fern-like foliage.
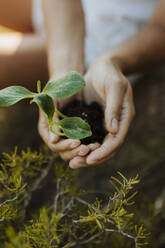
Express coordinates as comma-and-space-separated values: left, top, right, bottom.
0, 147, 149, 248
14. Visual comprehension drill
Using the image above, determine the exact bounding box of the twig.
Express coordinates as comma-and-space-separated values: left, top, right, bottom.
24, 156, 54, 207
75, 197, 89, 206
31, 157, 54, 192
79, 232, 102, 245
66, 232, 102, 248
62, 198, 74, 214
0, 194, 18, 208
105, 228, 136, 241
54, 178, 62, 215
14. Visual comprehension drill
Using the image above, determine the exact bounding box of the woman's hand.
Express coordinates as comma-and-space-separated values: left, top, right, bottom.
38, 73, 99, 160
68, 57, 135, 168
39, 0, 89, 159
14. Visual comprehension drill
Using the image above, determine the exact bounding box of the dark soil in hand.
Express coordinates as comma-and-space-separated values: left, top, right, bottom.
62, 100, 107, 144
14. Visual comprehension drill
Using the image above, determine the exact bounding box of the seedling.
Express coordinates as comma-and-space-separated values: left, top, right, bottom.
0, 71, 92, 140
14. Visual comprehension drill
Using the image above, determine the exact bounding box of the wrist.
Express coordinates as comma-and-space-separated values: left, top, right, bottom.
48, 47, 85, 81
101, 52, 125, 71
49, 64, 85, 82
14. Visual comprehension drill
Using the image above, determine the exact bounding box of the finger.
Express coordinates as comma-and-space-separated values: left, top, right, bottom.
59, 144, 90, 161
83, 74, 102, 104
69, 152, 115, 169
69, 156, 86, 169
86, 134, 116, 165
117, 84, 135, 138
105, 79, 127, 134
49, 139, 81, 153
38, 109, 80, 152
38, 110, 50, 144
69, 143, 101, 168
59, 143, 100, 161
49, 113, 61, 144
38, 106, 61, 146
88, 143, 101, 151
86, 152, 116, 166
87, 87, 134, 164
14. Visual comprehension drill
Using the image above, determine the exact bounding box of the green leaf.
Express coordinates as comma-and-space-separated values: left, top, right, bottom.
0, 86, 34, 107
43, 71, 85, 99
56, 117, 92, 139
32, 93, 54, 122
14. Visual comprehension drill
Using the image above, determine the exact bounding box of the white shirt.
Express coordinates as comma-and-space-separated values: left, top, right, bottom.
32, 0, 158, 67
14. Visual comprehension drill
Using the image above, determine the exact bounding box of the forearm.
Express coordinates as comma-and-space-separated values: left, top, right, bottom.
104, 24, 165, 75
42, 0, 85, 78
102, 0, 165, 75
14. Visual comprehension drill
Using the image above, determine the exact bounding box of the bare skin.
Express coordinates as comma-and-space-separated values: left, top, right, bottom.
39, 0, 165, 168
39, 0, 101, 158
0, 0, 165, 168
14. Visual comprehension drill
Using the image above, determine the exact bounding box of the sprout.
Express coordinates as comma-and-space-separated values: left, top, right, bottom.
0, 71, 92, 140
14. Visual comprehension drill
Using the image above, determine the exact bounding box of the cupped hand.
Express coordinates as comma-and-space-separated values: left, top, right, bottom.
68, 57, 135, 168
38, 73, 99, 159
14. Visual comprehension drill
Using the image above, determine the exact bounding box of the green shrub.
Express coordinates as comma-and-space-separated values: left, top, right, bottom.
0, 147, 149, 248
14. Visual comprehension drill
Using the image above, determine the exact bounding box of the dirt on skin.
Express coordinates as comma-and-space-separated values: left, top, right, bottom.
62, 100, 107, 144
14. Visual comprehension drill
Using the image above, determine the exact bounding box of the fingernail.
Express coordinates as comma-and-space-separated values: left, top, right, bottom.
112, 118, 118, 132
70, 141, 80, 149
79, 149, 87, 156
89, 143, 100, 150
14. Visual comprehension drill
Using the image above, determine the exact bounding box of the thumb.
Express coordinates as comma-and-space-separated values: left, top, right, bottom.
49, 113, 61, 144
105, 83, 125, 134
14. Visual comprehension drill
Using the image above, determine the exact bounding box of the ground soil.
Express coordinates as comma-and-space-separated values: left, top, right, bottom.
62, 100, 107, 144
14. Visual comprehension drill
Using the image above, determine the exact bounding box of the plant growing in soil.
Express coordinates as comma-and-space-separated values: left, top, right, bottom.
62, 100, 107, 144
0, 71, 92, 140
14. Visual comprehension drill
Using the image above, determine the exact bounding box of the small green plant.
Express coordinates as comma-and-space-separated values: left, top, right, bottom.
0, 71, 92, 140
